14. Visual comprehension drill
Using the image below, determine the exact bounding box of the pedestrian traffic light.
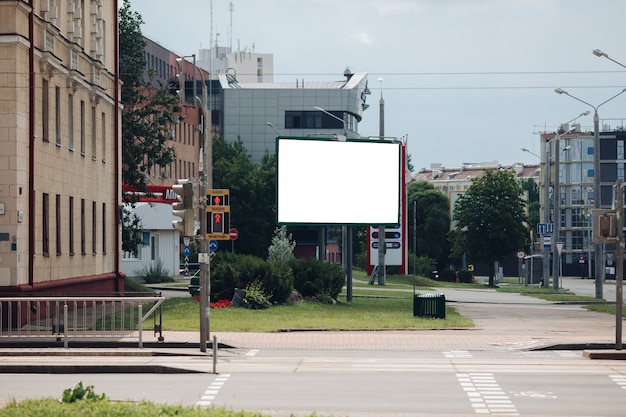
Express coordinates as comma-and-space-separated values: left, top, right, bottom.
206, 189, 230, 239
172, 180, 195, 237
175, 57, 185, 104
210, 212, 229, 234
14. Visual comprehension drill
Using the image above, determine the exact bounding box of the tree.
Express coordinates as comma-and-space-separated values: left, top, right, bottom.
212, 137, 277, 258
118, 0, 179, 255
408, 180, 450, 269
453, 170, 529, 286
520, 178, 540, 232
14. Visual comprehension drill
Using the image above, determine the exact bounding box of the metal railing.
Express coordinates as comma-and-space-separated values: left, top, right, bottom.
0, 296, 165, 348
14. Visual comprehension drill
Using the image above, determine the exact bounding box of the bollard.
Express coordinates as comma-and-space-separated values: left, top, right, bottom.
212, 335, 217, 374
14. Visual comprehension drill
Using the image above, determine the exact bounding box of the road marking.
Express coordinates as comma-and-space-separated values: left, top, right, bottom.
197, 374, 231, 407
444, 350, 473, 358
246, 349, 260, 356
610, 374, 626, 389
457, 373, 519, 416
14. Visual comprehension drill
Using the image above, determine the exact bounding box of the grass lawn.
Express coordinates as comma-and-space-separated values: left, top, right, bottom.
152, 270, 475, 332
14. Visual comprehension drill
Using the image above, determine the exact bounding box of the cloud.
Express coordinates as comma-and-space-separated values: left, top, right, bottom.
353, 32, 371, 44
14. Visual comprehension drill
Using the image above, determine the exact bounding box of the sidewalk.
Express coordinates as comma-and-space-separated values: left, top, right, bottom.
0, 276, 623, 373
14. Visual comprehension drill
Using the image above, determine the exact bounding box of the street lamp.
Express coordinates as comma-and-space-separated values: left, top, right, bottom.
522, 145, 551, 287
552, 112, 590, 291
593, 49, 626, 70
555, 87, 626, 299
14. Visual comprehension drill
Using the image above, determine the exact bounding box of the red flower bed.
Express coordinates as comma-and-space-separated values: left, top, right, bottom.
210, 299, 232, 308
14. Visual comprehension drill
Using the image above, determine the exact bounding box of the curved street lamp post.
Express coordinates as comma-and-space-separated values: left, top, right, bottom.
555, 87, 626, 299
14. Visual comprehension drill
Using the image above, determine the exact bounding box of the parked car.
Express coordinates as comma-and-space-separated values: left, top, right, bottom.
188, 273, 200, 297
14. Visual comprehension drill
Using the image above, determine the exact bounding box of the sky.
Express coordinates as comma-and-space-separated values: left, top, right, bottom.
130, 0, 626, 172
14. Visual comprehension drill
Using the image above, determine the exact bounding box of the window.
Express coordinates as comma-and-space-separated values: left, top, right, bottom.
55, 86, 61, 146
42, 79, 49, 142
56, 194, 61, 255
43, 193, 49, 256
102, 202, 106, 254
68, 94, 74, 150
69, 196, 74, 255
284, 110, 345, 129
91, 106, 96, 160
619, 141, 625, 160
81, 198, 86, 255
151, 235, 157, 261
101, 112, 106, 162
92, 201, 97, 254
80, 100, 85, 155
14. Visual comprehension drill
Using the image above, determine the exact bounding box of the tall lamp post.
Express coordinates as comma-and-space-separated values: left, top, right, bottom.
555, 87, 626, 299
552, 112, 590, 291
313, 106, 353, 301
521, 146, 551, 287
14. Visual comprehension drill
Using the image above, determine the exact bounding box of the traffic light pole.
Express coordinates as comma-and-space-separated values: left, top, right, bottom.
197, 65, 211, 353
615, 180, 623, 350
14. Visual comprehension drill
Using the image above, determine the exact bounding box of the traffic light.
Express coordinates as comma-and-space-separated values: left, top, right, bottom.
593, 209, 619, 243
210, 212, 229, 234
206, 189, 230, 239
172, 180, 195, 237
175, 57, 185, 104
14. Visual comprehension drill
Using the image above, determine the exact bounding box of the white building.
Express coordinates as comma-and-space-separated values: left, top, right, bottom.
121, 203, 181, 279
198, 46, 273, 83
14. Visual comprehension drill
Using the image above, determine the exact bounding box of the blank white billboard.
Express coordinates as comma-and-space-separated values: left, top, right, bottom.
277, 137, 401, 225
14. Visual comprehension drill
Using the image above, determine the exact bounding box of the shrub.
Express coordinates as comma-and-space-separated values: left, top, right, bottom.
243, 280, 272, 310
439, 269, 457, 282
210, 253, 293, 305
289, 258, 344, 301
457, 269, 474, 283
137, 260, 173, 284
409, 255, 437, 278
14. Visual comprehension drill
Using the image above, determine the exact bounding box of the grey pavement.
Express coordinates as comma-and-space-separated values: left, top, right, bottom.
0, 276, 623, 373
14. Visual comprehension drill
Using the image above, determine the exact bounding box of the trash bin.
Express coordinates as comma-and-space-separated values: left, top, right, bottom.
414, 293, 446, 319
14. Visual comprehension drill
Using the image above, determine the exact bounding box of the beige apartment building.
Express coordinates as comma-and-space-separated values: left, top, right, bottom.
0, 1, 122, 294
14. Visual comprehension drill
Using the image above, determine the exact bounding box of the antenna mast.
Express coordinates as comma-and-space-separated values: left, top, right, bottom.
229, 2, 234, 51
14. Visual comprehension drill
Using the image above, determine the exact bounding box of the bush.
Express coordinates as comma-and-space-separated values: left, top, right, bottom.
242, 280, 272, 310
210, 253, 293, 305
289, 258, 344, 302
457, 269, 474, 283
137, 260, 173, 284
439, 269, 457, 282
409, 254, 437, 278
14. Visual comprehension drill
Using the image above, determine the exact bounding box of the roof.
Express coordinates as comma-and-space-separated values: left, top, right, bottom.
413, 163, 540, 182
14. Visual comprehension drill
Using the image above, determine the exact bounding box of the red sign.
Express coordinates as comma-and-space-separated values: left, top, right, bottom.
229, 228, 239, 240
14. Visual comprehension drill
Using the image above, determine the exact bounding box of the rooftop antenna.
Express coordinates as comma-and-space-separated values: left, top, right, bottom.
229, 2, 234, 51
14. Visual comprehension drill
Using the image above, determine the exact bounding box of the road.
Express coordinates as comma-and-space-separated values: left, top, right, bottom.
1, 275, 624, 416
2, 347, 626, 416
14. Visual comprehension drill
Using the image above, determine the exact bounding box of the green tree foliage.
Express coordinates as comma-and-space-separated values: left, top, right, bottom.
453, 170, 529, 286
408, 180, 451, 269
520, 178, 540, 231
119, 0, 179, 255
267, 226, 296, 265
212, 137, 276, 258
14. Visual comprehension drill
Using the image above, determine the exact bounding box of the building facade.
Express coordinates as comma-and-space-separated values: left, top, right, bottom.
0, 0, 122, 293
219, 69, 370, 163
542, 127, 626, 277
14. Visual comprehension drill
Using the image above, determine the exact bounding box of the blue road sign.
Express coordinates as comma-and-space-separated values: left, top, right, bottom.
183, 245, 190, 257
209, 240, 218, 252
537, 223, 554, 235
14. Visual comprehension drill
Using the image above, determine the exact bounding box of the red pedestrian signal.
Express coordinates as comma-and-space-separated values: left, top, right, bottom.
211, 212, 228, 234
